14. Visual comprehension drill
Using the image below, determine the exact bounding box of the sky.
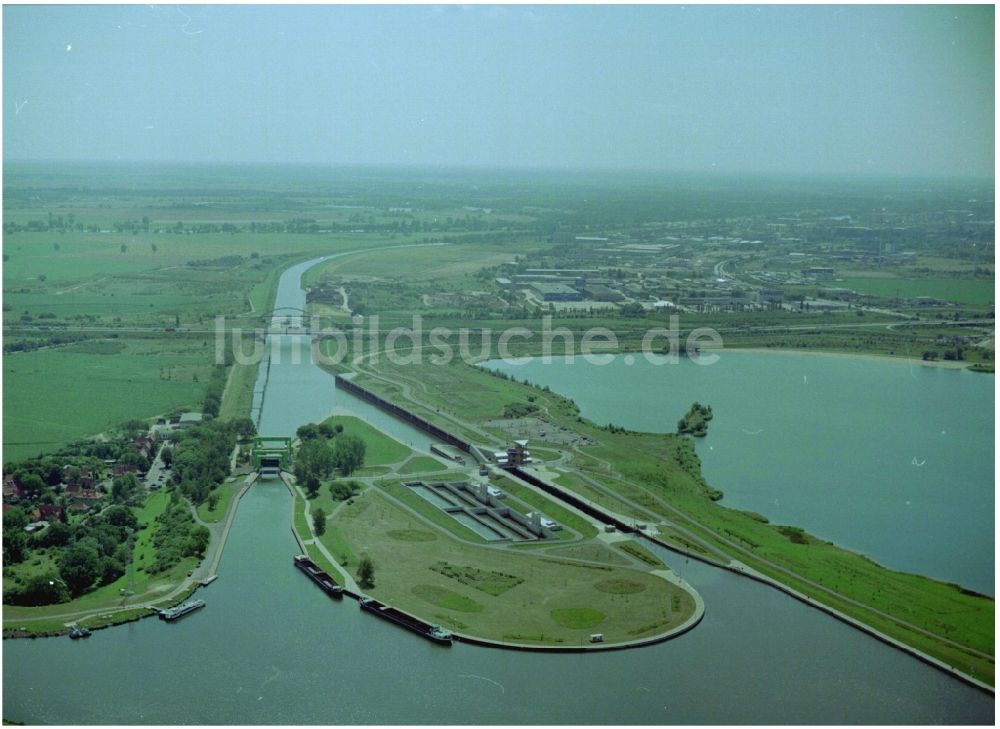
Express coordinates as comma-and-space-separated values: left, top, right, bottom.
2, 4, 994, 177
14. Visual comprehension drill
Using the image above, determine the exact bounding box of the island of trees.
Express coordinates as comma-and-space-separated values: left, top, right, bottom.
677, 402, 713, 437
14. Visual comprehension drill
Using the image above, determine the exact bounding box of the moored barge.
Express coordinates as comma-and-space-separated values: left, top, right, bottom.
293, 554, 344, 598
159, 599, 205, 621
359, 596, 453, 645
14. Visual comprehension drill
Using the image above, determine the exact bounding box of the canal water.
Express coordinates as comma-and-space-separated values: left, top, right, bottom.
486, 353, 995, 596
2, 256, 993, 724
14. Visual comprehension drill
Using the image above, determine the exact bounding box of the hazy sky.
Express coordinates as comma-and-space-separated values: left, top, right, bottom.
3, 4, 994, 176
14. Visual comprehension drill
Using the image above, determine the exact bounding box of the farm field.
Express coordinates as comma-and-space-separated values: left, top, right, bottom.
840, 276, 995, 306
2, 339, 207, 462
302, 242, 524, 285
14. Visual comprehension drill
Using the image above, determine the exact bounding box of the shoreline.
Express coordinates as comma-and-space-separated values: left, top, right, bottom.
718, 346, 978, 370
2, 473, 256, 639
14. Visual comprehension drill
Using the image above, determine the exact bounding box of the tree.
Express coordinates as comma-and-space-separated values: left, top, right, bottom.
186, 525, 210, 556
3, 506, 29, 531
38, 520, 72, 547
317, 422, 335, 439
120, 243, 128, 254
18, 473, 45, 499
331, 435, 366, 476
58, 543, 102, 596
330, 479, 360, 501
357, 555, 375, 589
296, 423, 320, 441
312, 507, 326, 536
103, 505, 138, 530
294, 438, 335, 494
160, 445, 174, 468
111, 474, 140, 504
230, 417, 257, 440
13, 572, 69, 606
3, 528, 29, 564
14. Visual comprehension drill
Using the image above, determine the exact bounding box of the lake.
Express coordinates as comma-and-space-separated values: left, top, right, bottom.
485, 351, 994, 595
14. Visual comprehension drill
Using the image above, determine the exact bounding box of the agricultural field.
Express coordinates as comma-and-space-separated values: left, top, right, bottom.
3, 339, 209, 462
839, 276, 995, 306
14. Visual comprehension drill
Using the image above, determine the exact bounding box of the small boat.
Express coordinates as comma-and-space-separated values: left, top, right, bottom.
68, 627, 91, 639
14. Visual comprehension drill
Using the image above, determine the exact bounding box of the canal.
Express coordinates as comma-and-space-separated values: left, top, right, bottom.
2, 254, 993, 724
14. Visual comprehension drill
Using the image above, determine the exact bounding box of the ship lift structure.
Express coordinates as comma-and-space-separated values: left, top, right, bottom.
251, 436, 293, 475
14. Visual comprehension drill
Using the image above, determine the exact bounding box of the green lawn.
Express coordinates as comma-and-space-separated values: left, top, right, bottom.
197, 482, 236, 523
335, 490, 697, 644
397, 455, 450, 475
553, 471, 653, 520
320, 415, 414, 466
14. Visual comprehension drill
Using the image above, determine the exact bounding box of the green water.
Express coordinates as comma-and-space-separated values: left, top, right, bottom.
487, 352, 994, 595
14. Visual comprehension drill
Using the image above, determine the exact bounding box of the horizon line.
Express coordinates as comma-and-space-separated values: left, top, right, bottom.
2, 158, 994, 183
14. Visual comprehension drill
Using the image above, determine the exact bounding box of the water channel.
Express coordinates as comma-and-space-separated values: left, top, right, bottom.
2, 254, 993, 724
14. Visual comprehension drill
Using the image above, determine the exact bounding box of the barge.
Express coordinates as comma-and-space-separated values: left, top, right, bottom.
293, 554, 344, 598
358, 597, 453, 645
159, 599, 205, 621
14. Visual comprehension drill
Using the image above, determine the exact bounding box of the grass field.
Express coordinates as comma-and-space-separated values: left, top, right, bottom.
197, 482, 236, 523
3, 339, 208, 462
320, 415, 414, 466
397, 455, 450, 475
335, 489, 696, 644
840, 276, 995, 306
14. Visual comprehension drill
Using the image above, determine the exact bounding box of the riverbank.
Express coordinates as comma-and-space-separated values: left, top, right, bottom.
3, 471, 257, 638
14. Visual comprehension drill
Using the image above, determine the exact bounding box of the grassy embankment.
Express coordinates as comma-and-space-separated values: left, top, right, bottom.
196, 480, 237, 523
2, 490, 198, 634
362, 358, 994, 684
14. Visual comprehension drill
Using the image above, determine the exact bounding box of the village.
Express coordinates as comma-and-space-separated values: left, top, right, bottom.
2, 412, 204, 554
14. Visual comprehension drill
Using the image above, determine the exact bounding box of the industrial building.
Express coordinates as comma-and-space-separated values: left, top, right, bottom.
531, 283, 583, 302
